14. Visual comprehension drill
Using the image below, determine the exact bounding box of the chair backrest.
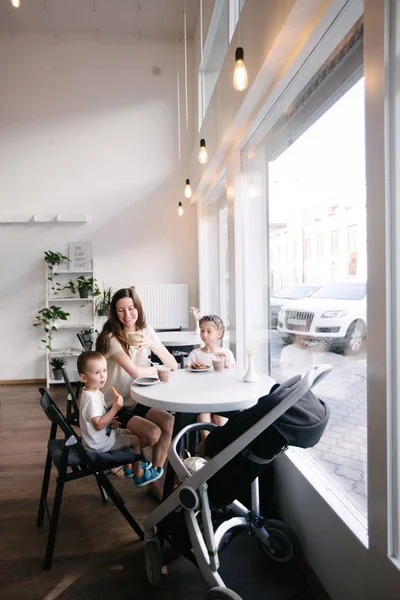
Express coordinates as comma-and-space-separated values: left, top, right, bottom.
39, 387, 76, 439
39, 387, 91, 466
76, 332, 92, 351
61, 367, 83, 425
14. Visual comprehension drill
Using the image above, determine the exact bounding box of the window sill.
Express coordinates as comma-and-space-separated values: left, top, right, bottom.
285, 447, 369, 548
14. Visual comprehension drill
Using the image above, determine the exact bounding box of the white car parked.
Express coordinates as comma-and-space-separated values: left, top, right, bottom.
277, 282, 366, 355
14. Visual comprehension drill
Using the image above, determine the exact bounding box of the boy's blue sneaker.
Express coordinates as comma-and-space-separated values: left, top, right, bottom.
123, 461, 152, 479
133, 466, 163, 488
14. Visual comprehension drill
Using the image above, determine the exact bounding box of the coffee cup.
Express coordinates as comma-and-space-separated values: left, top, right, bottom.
156, 365, 171, 383
128, 332, 143, 346
212, 357, 224, 372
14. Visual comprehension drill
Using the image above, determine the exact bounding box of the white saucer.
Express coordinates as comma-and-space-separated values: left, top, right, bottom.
188, 366, 210, 373
133, 377, 160, 386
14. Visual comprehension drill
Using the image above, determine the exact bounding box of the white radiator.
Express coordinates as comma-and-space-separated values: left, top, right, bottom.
134, 284, 189, 329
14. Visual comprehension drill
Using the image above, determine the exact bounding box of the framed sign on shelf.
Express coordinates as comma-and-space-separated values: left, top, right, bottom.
68, 242, 92, 271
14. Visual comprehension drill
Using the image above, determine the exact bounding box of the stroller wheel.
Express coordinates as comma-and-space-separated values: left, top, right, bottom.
205, 586, 243, 600
145, 539, 163, 587
258, 519, 299, 563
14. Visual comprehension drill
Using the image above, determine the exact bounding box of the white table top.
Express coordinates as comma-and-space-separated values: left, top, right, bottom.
156, 331, 202, 347
130, 368, 275, 413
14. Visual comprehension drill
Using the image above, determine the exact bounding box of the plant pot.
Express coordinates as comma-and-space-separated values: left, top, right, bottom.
52, 369, 63, 381
79, 288, 89, 298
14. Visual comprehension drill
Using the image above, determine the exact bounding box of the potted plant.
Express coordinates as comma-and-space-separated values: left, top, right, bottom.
44, 250, 69, 295
94, 284, 114, 317
60, 276, 100, 299
50, 357, 67, 381
33, 305, 70, 350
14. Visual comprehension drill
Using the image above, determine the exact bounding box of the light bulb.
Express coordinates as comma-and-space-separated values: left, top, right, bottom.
11, 0, 20, 7
233, 47, 248, 91
198, 139, 208, 164
184, 179, 192, 199
178, 202, 184, 216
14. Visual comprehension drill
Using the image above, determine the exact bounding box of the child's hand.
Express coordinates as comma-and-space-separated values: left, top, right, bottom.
192, 361, 208, 370
215, 351, 228, 368
111, 386, 123, 410
111, 418, 121, 429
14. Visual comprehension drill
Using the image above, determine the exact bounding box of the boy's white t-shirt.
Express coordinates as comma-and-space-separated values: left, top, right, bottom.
79, 388, 116, 452
186, 347, 236, 368
102, 326, 162, 407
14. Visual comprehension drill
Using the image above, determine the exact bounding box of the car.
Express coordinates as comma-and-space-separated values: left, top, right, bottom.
277, 281, 367, 355
270, 284, 321, 329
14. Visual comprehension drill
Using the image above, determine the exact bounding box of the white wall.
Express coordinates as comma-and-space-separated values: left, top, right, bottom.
0, 33, 198, 381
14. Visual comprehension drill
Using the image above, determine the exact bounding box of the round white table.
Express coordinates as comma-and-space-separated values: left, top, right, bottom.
130, 368, 275, 499
131, 367, 275, 413
156, 331, 202, 347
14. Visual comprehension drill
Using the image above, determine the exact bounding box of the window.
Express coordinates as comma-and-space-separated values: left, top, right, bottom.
229, 0, 246, 41
348, 224, 358, 252
199, 0, 229, 125
317, 234, 324, 256
304, 238, 311, 259
331, 229, 339, 254
266, 78, 367, 521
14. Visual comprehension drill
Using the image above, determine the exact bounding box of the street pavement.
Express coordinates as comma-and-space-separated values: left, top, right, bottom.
270, 334, 367, 521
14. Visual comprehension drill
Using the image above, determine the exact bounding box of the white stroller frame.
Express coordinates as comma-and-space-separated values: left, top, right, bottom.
144, 365, 332, 599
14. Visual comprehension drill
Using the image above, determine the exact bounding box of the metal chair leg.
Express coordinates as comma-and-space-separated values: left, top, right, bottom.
95, 473, 109, 502
97, 472, 144, 540
43, 468, 66, 570
37, 452, 53, 528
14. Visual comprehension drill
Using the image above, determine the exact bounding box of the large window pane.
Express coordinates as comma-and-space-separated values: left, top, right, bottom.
268, 79, 367, 520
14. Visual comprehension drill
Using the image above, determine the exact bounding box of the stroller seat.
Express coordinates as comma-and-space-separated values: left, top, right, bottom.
143, 365, 332, 600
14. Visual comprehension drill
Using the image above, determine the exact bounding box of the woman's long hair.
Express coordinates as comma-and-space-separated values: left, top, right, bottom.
96, 287, 147, 356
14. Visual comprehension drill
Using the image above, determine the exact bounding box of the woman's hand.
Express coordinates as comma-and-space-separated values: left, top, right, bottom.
131, 333, 156, 351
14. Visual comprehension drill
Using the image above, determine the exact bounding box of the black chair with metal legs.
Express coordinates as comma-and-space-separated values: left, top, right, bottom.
61, 367, 83, 426
36, 387, 144, 570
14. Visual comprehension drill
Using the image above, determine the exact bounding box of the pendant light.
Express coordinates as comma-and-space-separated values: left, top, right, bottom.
178, 202, 184, 216
184, 179, 192, 199
198, 138, 208, 164
11, 0, 20, 7
233, 47, 248, 91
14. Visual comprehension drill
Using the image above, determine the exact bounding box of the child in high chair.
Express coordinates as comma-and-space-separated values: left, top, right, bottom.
186, 315, 236, 440
77, 351, 162, 487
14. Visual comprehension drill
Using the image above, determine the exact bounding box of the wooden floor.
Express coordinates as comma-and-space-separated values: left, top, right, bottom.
0, 384, 326, 600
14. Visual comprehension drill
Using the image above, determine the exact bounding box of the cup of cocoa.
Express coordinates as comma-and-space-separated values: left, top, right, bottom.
156, 365, 171, 382
128, 332, 143, 347
212, 357, 225, 372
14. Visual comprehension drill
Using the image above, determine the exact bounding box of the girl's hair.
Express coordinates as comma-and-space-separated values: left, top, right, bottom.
199, 314, 225, 346
96, 287, 147, 357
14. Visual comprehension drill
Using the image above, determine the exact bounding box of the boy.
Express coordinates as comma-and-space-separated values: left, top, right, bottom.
77, 351, 163, 487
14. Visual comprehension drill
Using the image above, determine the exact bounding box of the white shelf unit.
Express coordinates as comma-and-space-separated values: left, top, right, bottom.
45, 264, 95, 386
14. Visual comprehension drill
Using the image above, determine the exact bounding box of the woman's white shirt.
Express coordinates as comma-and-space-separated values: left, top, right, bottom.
102, 325, 161, 407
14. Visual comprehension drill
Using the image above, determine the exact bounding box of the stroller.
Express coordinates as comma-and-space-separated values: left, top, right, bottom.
143, 365, 332, 600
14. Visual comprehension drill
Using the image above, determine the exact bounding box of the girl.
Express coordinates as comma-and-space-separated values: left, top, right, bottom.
96, 287, 178, 500
186, 315, 236, 438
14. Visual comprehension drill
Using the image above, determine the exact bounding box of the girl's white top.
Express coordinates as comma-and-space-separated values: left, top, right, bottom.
186, 347, 236, 368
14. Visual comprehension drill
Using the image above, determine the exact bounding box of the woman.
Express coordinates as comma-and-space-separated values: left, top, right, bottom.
96, 287, 177, 499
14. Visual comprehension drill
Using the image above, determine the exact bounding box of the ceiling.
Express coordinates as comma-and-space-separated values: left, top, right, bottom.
0, 0, 199, 41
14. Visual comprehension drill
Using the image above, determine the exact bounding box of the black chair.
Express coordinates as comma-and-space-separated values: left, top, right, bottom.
76, 332, 92, 351
61, 367, 83, 426
36, 387, 143, 570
